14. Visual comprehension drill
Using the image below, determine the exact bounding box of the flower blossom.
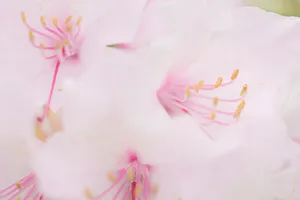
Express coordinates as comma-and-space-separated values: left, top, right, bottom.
0, 0, 151, 199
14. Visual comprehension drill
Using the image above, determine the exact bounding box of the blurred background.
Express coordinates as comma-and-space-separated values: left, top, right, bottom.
247, 0, 300, 16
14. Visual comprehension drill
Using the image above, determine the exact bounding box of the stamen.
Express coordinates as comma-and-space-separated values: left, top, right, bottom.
85, 188, 94, 199
40, 16, 46, 27
21, 12, 82, 123
0, 173, 43, 200
214, 77, 223, 88
52, 16, 58, 26
93, 152, 155, 200
76, 16, 82, 26
65, 16, 72, 24
157, 68, 247, 139
240, 84, 248, 96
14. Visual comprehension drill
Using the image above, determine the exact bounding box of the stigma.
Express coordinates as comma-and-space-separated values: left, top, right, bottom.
157, 69, 247, 139
0, 173, 44, 200
21, 12, 82, 121
85, 151, 157, 200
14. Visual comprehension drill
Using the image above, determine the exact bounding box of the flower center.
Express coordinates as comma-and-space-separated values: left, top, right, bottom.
85, 152, 157, 200
157, 69, 247, 139
0, 173, 43, 200
21, 12, 82, 121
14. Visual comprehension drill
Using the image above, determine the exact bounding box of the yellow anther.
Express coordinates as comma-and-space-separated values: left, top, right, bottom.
21, 12, 26, 23
76, 16, 82, 25
193, 84, 200, 93
16, 196, 21, 200
15, 182, 22, 189
62, 39, 69, 45
233, 111, 241, 119
212, 97, 219, 107
215, 77, 223, 88
40, 43, 45, 49
55, 42, 61, 49
151, 184, 159, 194
40, 16, 46, 27
66, 24, 72, 32
134, 183, 143, 196
209, 112, 216, 120
231, 69, 239, 80
58, 88, 63, 92
84, 188, 94, 199
29, 31, 34, 41
237, 100, 245, 111
34, 120, 48, 143
198, 80, 204, 89
127, 167, 134, 181
107, 172, 116, 183
65, 16, 72, 24
185, 86, 191, 99
52, 16, 58, 26
240, 84, 248, 96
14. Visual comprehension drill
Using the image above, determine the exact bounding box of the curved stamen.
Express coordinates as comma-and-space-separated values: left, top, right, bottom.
157, 69, 247, 139
0, 173, 42, 200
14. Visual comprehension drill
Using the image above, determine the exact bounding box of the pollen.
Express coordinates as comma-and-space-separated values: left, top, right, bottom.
21, 12, 82, 122
157, 68, 247, 139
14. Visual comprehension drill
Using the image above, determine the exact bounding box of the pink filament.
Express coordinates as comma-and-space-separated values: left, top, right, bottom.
157, 75, 245, 138
93, 152, 152, 200
24, 16, 81, 122
0, 173, 43, 200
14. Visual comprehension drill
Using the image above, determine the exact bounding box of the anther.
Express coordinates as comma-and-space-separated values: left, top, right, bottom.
212, 97, 219, 107
231, 69, 239, 80
134, 183, 143, 196
233, 111, 241, 119
29, 31, 34, 41
40, 43, 45, 49
193, 84, 200, 93
66, 24, 72, 32
237, 100, 245, 111
84, 188, 94, 199
21, 12, 26, 23
127, 168, 134, 182
209, 112, 216, 120
65, 16, 72, 24
76, 16, 82, 25
240, 84, 248, 96
185, 86, 191, 99
151, 184, 159, 194
198, 80, 204, 89
55, 42, 61, 49
62, 39, 69, 45
215, 77, 223, 88
107, 172, 116, 183
15, 182, 22, 189
40, 16, 46, 27
52, 16, 58, 26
